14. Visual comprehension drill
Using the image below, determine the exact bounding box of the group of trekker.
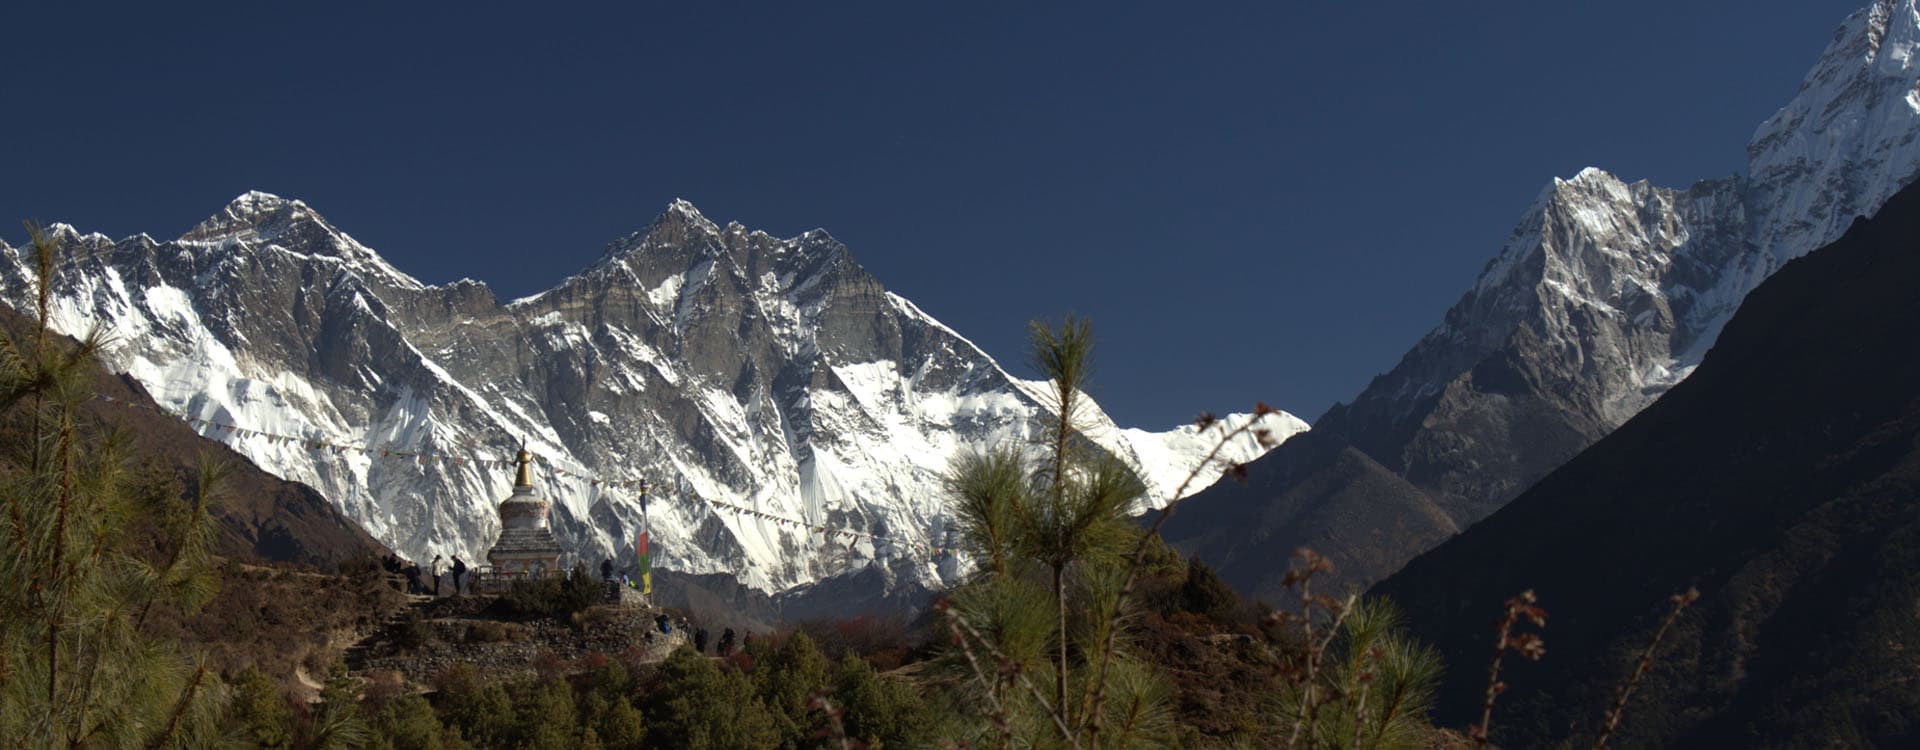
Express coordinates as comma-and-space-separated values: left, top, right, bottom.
380, 552, 468, 596
644, 614, 743, 657
596, 558, 748, 657
691, 625, 742, 657
378, 551, 633, 597
598, 556, 644, 591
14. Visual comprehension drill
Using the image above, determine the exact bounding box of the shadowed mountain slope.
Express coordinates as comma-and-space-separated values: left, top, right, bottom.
1154, 429, 1456, 602
1371, 178, 1920, 747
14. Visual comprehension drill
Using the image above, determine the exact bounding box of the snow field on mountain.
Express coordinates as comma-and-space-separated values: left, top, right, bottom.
1, 193, 1315, 596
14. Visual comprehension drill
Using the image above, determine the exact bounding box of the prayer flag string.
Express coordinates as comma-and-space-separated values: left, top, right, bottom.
91, 393, 966, 561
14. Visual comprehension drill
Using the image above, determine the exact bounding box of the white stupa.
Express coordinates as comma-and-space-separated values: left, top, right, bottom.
485, 445, 563, 577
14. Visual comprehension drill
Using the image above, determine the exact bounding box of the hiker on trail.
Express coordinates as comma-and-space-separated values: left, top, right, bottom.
694, 628, 710, 653
431, 555, 446, 596
717, 627, 736, 657
404, 560, 423, 595
451, 556, 468, 595
655, 614, 672, 635
601, 557, 613, 581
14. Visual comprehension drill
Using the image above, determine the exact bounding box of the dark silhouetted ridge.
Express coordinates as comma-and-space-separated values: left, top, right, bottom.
1371, 177, 1920, 747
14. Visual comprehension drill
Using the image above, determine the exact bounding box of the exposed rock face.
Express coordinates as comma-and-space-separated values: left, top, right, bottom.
1373, 175, 1920, 748
0, 196, 1306, 598
1165, 0, 1920, 593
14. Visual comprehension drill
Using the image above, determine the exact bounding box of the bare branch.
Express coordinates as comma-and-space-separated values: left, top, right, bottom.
1471, 590, 1549, 746
1594, 587, 1699, 749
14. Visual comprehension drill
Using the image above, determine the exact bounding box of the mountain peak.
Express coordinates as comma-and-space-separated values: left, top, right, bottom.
178, 191, 425, 290
229, 189, 299, 213
604, 198, 723, 254
1742, 0, 1920, 267
1747, 0, 1920, 170
665, 197, 705, 218
655, 198, 720, 235
183, 189, 327, 244
1557, 166, 1614, 185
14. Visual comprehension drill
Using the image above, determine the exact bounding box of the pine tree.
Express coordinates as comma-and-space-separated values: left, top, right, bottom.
646, 647, 779, 750
590, 695, 645, 750
365, 692, 455, 750
1279, 598, 1444, 750
942, 316, 1170, 749
0, 222, 229, 747
831, 651, 928, 749
753, 632, 831, 748
433, 663, 515, 746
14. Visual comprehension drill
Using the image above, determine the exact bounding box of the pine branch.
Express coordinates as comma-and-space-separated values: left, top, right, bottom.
1083, 407, 1278, 746
146, 665, 205, 750
943, 601, 1082, 749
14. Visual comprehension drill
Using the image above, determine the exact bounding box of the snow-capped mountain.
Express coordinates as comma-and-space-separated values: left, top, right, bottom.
1163, 0, 1920, 596
0, 194, 1305, 594
1323, 0, 1920, 524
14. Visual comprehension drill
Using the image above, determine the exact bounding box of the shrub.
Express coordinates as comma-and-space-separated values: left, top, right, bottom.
395, 609, 432, 651
533, 650, 569, 683
792, 614, 918, 665
360, 670, 411, 713
504, 575, 567, 616
572, 604, 619, 631
502, 563, 604, 618
1181, 556, 1240, 619
338, 554, 384, 579
229, 666, 297, 749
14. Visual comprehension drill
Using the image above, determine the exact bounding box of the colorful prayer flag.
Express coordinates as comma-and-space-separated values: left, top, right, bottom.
637, 488, 653, 596
637, 529, 652, 596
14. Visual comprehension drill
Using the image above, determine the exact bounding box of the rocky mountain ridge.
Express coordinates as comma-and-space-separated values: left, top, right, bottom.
1164, 0, 1920, 595
0, 194, 1305, 596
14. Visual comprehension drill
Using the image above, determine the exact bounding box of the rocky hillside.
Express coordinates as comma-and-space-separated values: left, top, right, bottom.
1163, 0, 1920, 597
1372, 174, 1920, 747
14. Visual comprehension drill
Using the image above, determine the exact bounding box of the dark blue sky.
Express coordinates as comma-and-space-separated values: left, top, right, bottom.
1, 1, 1862, 428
